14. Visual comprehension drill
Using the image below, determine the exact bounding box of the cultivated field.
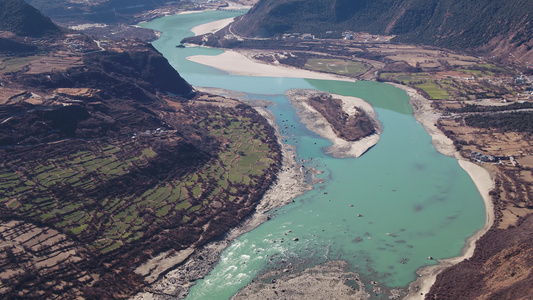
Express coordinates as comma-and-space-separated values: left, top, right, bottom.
0, 101, 280, 297
304, 58, 371, 77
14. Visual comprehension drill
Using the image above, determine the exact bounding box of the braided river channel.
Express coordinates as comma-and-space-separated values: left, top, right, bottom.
142, 10, 485, 299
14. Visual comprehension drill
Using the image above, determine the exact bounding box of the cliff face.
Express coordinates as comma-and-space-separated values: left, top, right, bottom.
0, 0, 192, 146
235, 0, 533, 63
18, 47, 193, 99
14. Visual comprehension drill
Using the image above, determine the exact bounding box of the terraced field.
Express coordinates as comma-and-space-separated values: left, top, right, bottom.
0, 102, 280, 298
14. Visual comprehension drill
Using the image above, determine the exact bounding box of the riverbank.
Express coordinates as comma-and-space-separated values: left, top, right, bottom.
287, 89, 382, 158
141, 9, 494, 298
233, 260, 371, 300
392, 83, 495, 300
134, 88, 313, 299
185, 14, 354, 81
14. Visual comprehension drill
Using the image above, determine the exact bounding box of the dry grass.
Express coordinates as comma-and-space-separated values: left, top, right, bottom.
438, 118, 533, 228
0, 87, 27, 105
25, 53, 83, 74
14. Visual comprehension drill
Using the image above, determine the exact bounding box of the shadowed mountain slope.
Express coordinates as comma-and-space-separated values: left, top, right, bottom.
233, 0, 533, 63
0, 0, 61, 37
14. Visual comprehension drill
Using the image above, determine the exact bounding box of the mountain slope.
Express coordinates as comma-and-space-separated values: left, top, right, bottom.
234, 0, 533, 63
0, 1, 282, 298
0, 0, 61, 37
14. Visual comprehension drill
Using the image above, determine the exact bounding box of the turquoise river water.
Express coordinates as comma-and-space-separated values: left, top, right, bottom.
141, 10, 485, 299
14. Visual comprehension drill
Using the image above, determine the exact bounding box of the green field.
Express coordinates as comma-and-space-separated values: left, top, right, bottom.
379, 72, 450, 99
379, 71, 510, 100
415, 82, 449, 100
0, 106, 279, 254
0, 55, 43, 74
304, 58, 371, 77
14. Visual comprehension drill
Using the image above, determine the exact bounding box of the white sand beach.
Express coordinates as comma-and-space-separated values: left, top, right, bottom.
187, 50, 354, 81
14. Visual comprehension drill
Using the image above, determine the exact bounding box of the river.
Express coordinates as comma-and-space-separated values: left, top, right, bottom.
141, 10, 485, 299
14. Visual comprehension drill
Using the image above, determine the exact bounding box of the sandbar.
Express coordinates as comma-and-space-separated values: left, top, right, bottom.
187, 50, 354, 81
287, 89, 382, 158
233, 260, 370, 300
190, 17, 235, 36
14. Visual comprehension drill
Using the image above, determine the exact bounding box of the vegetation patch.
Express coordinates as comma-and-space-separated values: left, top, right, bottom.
0, 98, 281, 299
304, 58, 371, 77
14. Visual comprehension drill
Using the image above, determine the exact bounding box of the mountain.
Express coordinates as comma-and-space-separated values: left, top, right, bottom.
233, 0, 533, 63
0, 0, 61, 37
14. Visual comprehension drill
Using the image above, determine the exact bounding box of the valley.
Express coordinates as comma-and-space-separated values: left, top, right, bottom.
1, 0, 532, 299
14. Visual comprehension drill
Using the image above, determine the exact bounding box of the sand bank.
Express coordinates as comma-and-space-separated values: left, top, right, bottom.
287, 89, 382, 158
187, 50, 354, 81
395, 83, 495, 300
190, 17, 235, 36
233, 260, 370, 300
176, 10, 206, 15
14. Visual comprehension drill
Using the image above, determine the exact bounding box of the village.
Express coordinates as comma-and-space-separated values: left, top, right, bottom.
469, 151, 518, 167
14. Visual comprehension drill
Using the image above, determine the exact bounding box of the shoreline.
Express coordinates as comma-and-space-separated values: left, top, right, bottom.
392, 83, 495, 300
286, 89, 382, 158
183, 12, 352, 82
179, 48, 494, 299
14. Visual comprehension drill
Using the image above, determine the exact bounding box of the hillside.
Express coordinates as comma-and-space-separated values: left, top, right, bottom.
0, 0, 61, 37
0, 1, 282, 298
233, 0, 533, 64
0, 29, 281, 300
2, 46, 193, 145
